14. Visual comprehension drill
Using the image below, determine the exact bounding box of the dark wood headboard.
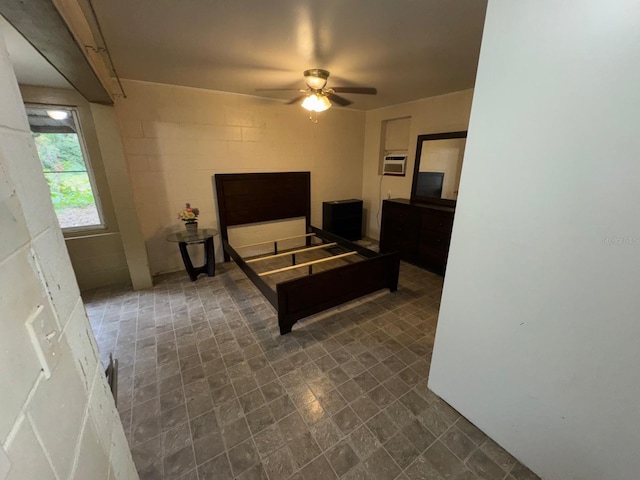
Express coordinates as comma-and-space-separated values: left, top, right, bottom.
214, 172, 311, 258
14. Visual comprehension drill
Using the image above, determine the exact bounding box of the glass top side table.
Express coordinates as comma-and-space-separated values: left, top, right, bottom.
166, 228, 219, 281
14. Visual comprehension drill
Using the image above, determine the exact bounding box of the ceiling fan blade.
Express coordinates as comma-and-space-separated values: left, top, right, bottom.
331, 87, 377, 95
256, 88, 303, 91
286, 95, 307, 105
327, 93, 353, 107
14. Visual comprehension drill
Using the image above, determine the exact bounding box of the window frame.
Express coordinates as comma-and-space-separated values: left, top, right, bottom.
26, 103, 108, 233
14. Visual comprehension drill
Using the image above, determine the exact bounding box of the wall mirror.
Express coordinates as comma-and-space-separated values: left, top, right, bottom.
410, 131, 467, 207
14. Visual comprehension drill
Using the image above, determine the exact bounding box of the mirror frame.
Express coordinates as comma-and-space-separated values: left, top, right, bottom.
410, 130, 467, 208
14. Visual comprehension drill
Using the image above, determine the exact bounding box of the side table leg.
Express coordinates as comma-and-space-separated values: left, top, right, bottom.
204, 237, 215, 277
178, 242, 198, 281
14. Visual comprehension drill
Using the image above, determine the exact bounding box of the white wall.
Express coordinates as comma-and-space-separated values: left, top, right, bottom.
19, 86, 132, 290
114, 80, 474, 275
91, 104, 153, 290
115, 80, 365, 275
361, 90, 473, 239
429, 1, 640, 479
0, 32, 137, 480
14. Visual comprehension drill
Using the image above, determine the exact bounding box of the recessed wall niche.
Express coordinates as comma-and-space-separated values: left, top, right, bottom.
379, 116, 411, 174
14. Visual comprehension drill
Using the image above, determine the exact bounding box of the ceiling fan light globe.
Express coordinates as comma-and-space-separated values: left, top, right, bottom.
304, 68, 329, 89
318, 94, 331, 111
301, 93, 331, 112
306, 77, 327, 89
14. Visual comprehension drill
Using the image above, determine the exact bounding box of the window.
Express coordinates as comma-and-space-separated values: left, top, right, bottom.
25, 105, 104, 230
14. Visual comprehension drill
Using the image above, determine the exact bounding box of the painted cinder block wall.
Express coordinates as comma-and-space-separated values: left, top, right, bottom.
19, 85, 153, 292
114, 79, 478, 276
0, 32, 138, 480
19, 85, 132, 291
114, 79, 366, 275
17, 82, 477, 291
361, 89, 474, 240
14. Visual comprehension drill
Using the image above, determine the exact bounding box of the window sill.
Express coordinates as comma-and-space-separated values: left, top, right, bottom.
62, 225, 112, 239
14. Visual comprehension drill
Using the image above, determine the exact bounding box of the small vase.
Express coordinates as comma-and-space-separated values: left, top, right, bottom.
185, 222, 198, 234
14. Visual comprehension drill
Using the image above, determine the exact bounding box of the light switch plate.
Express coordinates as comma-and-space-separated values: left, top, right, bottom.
0, 444, 10, 480
25, 304, 61, 379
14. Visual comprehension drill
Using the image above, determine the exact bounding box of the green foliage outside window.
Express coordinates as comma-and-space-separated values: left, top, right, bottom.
34, 133, 85, 172
33, 133, 97, 210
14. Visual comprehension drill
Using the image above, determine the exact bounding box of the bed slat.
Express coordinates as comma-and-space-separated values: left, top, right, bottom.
245, 242, 337, 263
258, 251, 357, 276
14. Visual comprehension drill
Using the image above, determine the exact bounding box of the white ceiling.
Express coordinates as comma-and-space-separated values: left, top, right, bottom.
0, 1, 487, 110
0, 15, 71, 89
92, 0, 487, 110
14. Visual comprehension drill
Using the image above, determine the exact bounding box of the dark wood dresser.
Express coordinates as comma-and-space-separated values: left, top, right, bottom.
379, 198, 455, 274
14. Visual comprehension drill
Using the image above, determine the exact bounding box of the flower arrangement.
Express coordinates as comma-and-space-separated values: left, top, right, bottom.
178, 203, 199, 224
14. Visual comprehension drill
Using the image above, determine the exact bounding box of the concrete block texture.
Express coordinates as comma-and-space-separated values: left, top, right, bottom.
71, 420, 110, 480
28, 340, 89, 479
30, 225, 81, 330
0, 34, 28, 132
115, 79, 366, 275
0, 163, 29, 261
0, 132, 57, 238
62, 299, 101, 394
19, 85, 131, 292
88, 365, 121, 452
0, 249, 49, 441
0, 32, 138, 480
108, 424, 140, 480
64, 233, 130, 290
91, 103, 153, 290
5, 417, 56, 480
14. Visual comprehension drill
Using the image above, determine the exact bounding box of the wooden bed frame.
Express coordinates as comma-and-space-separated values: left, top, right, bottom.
214, 172, 400, 334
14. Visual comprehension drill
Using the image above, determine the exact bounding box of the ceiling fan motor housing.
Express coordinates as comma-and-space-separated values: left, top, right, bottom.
304, 69, 330, 90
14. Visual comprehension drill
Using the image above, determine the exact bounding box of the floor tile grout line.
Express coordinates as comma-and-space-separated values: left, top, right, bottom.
170, 289, 203, 480
85, 264, 538, 480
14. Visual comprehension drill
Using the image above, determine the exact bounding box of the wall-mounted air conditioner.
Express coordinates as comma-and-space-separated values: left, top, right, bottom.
382, 154, 407, 176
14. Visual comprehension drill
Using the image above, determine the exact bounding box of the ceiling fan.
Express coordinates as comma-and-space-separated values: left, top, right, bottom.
257, 69, 377, 113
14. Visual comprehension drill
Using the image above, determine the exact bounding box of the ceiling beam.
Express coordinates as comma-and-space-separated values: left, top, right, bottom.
0, 0, 112, 104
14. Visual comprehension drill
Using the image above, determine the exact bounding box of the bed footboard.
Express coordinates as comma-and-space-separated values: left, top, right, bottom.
276, 251, 400, 334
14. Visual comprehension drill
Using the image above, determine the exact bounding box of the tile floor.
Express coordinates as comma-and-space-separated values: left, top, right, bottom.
83, 261, 540, 480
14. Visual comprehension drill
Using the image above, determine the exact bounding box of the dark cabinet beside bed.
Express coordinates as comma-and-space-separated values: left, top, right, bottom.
322, 199, 363, 241
379, 199, 454, 275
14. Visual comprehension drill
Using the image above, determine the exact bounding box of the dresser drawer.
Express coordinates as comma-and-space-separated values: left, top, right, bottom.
381, 204, 419, 236
380, 201, 420, 255
421, 210, 454, 235
380, 199, 454, 274
419, 228, 451, 249
417, 244, 449, 274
